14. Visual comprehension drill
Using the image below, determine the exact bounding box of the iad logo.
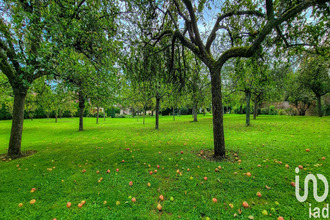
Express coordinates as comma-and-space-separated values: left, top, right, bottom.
295, 167, 329, 218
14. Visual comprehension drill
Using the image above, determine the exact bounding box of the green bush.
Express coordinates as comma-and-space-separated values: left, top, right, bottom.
269, 105, 277, 115
260, 107, 269, 115
278, 109, 287, 115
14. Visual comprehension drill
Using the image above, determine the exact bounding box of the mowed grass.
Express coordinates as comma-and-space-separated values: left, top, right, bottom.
0, 114, 329, 219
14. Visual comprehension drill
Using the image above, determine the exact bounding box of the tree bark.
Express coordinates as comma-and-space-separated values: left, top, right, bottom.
8, 91, 27, 157
143, 108, 146, 125
104, 109, 106, 121
173, 107, 175, 121
155, 97, 160, 129
193, 103, 198, 122
246, 91, 251, 126
55, 112, 58, 123
96, 105, 99, 124
317, 95, 322, 117
210, 67, 225, 158
78, 91, 85, 131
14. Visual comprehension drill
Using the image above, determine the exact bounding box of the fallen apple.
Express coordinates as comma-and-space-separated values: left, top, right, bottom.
285, 164, 289, 169
242, 201, 249, 208
170, 197, 174, 202
256, 192, 262, 197
66, 202, 71, 208
147, 182, 151, 187
96, 170, 100, 174
30, 199, 36, 204
78, 203, 83, 208
129, 181, 133, 186
306, 149, 310, 152
277, 217, 284, 220
322, 157, 326, 160
116, 201, 120, 206
181, 151, 183, 154
262, 210, 268, 215
157, 203, 162, 211
157, 165, 160, 169
116, 168, 119, 172
246, 172, 251, 177
18, 203, 23, 207
107, 169, 110, 173
291, 182, 295, 187
204, 177, 208, 181
212, 198, 217, 203
159, 195, 164, 201
131, 197, 136, 203
298, 165, 303, 169
82, 169, 86, 173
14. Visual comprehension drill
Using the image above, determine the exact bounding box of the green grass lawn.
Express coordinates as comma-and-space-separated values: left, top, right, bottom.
0, 114, 329, 219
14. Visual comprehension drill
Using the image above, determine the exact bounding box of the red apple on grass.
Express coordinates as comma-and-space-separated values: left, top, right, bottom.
212, 198, 217, 203
256, 192, 262, 197
66, 202, 71, 208
242, 201, 249, 208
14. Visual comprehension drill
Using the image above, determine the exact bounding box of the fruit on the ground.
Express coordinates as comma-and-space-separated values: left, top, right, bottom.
147, 182, 151, 187
306, 149, 310, 152
157, 203, 162, 211
229, 203, 234, 209
96, 170, 100, 174
149, 171, 153, 175
215, 168, 219, 172
212, 198, 217, 203
116, 201, 120, 206
242, 201, 249, 208
131, 197, 136, 203
129, 181, 133, 186
18, 203, 23, 207
103, 201, 107, 205
181, 151, 183, 154
82, 169, 86, 173
277, 217, 284, 220
122, 160, 125, 163
170, 197, 174, 202
275, 201, 279, 206
285, 164, 289, 169
256, 192, 262, 197
159, 195, 164, 201
78, 203, 83, 208
157, 165, 160, 169
298, 165, 303, 169
66, 202, 71, 208
262, 210, 268, 215
257, 164, 261, 167
107, 169, 110, 173
204, 177, 208, 181
322, 157, 326, 160
81, 200, 86, 205
246, 172, 251, 177
30, 199, 36, 204
291, 182, 295, 187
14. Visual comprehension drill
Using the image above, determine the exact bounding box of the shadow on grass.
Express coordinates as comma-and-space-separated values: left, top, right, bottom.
0, 150, 37, 161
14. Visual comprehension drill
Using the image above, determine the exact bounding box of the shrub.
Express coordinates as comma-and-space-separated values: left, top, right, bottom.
269, 105, 278, 115
260, 107, 269, 115
278, 109, 287, 115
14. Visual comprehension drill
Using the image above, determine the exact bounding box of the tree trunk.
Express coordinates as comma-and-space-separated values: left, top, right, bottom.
210, 67, 225, 158
8, 91, 26, 157
155, 97, 160, 129
317, 95, 322, 117
104, 109, 106, 121
55, 112, 58, 123
173, 107, 175, 121
179, 109, 181, 116
193, 103, 198, 122
96, 105, 99, 124
246, 91, 251, 126
253, 97, 258, 120
240, 104, 243, 114
79, 91, 85, 131
143, 108, 146, 124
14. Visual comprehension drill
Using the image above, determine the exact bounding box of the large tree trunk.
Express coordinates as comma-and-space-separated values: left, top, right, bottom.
78, 91, 85, 131
8, 91, 27, 157
210, 67, 225, 158
245, 91, 251, 126
155, 97, 160, 129
193, 103, 198, 122
253, 97, 258, 120
96, 105, 99, 124
55, 112, 58, 123
173, 107, 175, 121
317, 95, 322, 117
239, 104, 243, 114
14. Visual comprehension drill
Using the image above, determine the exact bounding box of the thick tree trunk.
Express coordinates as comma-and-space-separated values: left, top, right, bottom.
253, 98, 258, 120
8, 91, 27, 157
240, 104, 243, 114
96, 106, 99, 124
55, 112, 58, 123
155, 97, 160, 129
78, 92, 85, 131
193, 103, 198, 122
210, 67, 225, 158
317, 95, 322, 117
245, 91, 251, 126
